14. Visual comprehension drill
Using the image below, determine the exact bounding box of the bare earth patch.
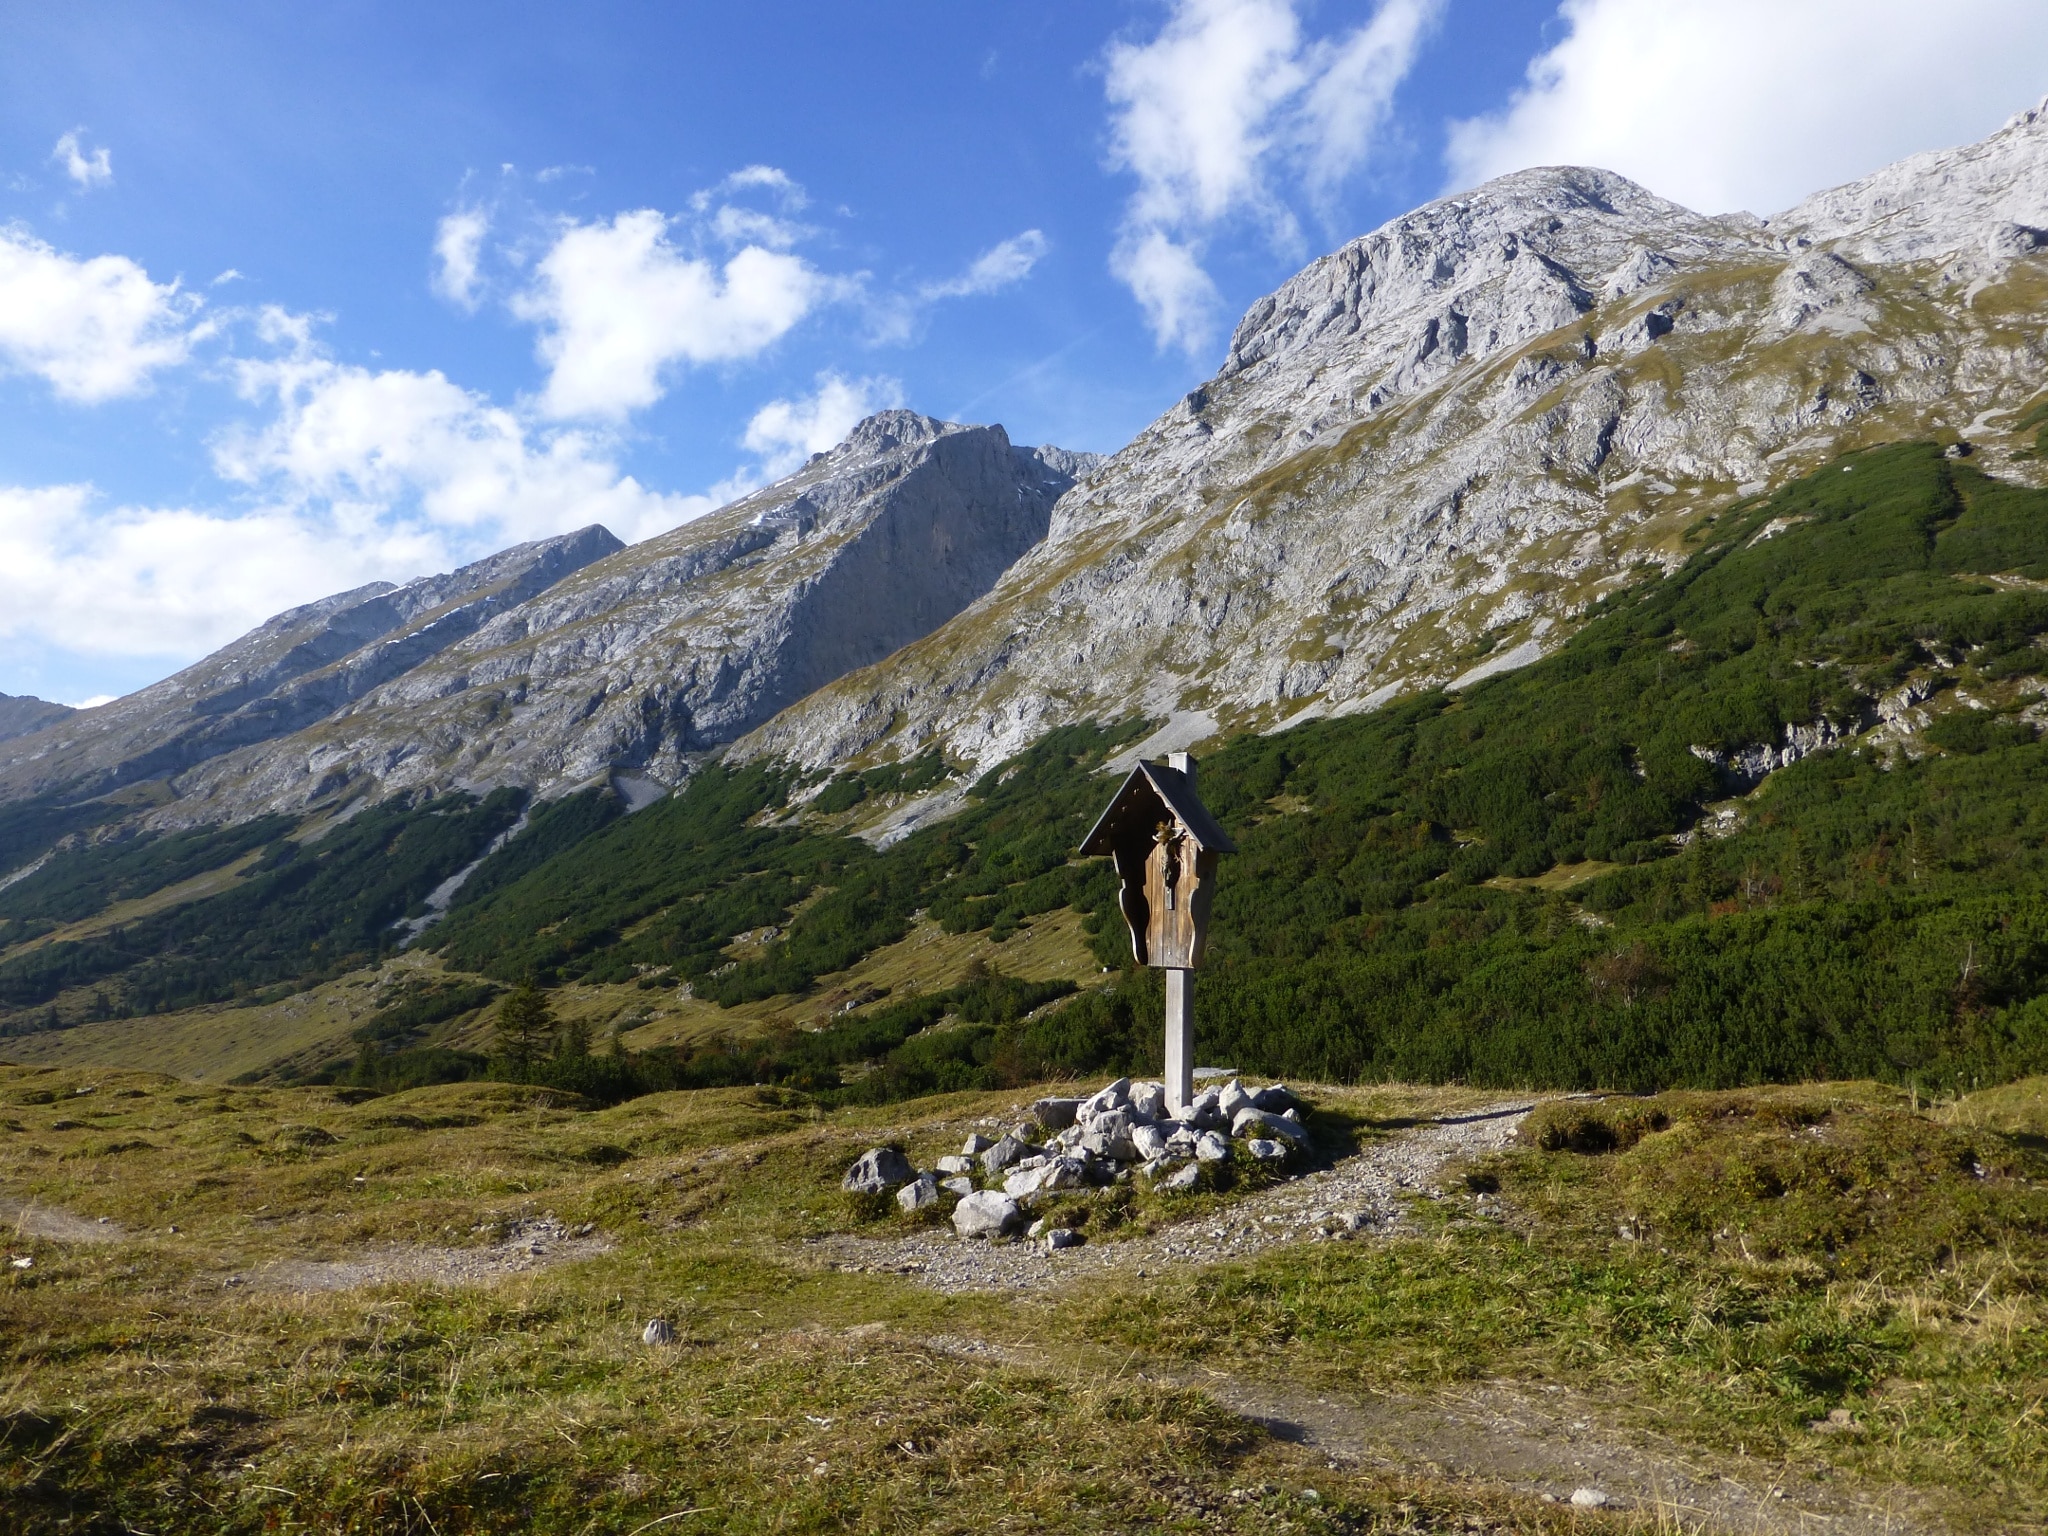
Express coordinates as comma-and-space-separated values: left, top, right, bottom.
3, 1196, 127, 1243
241, 1216, 611, 1292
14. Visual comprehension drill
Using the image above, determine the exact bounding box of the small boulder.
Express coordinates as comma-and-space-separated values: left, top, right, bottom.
961, 1133, 995, 1156
1217, 1079, 1252, 1120
935, 1154, 974, 1175
1131, 1123, 1169, 1162
1163, 1127, 1198, 1158
642, 1318, 675, 1346
1005, 1155, 1087, 1197
1045, 1228, 1082, 1251
1078, 1077, 1131, 1119
1128, 1081, 1166, 1122
1031, 1096, 1082, 1131
1246, 1138, 1289, 1162
1194, 1131, 1232, 1163
842, 1146, 915, 1194
1158, 1162, 1202, 1192
1232, 1108, 1310, 1146
1079, 1110, 1138, 1161
1182, 1088, 1226, 1129
1569, 1489, 1612, 1509
1248, 1083, 1298, 1112
952, 1190, 1021, 1239
981, 1134, 1039, 1174
939, 1175, 975, 1197
1027, 1217, 1049, 1239
897, 1174, 940, 1212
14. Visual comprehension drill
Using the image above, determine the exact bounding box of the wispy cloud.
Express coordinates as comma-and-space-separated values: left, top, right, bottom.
432, 206, 490, 309
50, 129, 112, 191
919, 230, 1049, 300
1103, 0, 1440, 355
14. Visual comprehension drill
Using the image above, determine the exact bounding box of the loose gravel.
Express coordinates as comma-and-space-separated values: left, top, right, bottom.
811, 1102, 1532, 1293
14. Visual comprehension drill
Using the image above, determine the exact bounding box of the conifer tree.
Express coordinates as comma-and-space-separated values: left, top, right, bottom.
495, 980, 556, 1073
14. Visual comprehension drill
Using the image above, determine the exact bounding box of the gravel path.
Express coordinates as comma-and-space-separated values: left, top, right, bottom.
811, 1102, 1532, 1293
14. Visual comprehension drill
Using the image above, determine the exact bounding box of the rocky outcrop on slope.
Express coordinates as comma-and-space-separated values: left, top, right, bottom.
740, 103, 2048, 775
154, 414, 1092, 818
0, 526, 624, 806
0, 694, 73, 746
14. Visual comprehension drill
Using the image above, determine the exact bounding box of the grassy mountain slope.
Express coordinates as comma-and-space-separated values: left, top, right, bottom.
5, 443, 2048, 1099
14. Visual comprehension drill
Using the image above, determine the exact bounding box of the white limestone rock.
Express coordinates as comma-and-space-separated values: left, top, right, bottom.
897, 1174, 940, 1213
842, 1146, 915, 1195
952, 1190, 1021, 1240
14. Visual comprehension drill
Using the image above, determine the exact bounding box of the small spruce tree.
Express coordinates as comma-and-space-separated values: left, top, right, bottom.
495, 980, 556, 1074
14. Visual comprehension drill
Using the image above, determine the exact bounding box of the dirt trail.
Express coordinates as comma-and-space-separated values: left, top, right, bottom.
923, 1332, 1933, 1535
244, 1216, 611, 1292
829, 1105, 1937, 1535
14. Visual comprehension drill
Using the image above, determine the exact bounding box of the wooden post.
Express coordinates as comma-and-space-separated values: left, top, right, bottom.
1164, 966, 1194, 1116
1163, 750, 1196, 1115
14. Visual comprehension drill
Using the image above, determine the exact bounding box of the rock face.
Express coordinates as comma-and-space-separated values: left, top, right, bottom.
0, 412, 1092, 824
0, 526, 624, 805
738, 102, 2048, 775
0, 694, 72, 746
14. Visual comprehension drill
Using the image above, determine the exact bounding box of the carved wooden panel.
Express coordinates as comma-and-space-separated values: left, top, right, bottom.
1142, 824, 1216, 970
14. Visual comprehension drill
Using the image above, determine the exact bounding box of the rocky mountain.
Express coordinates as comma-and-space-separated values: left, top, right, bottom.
739, 100, 2048, 775
0, 526, 625, 807
0, 693, 72, 746
0, 414, 1093, 824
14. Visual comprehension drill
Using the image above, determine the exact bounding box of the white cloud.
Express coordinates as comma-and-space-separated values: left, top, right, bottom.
433, 207, 490, 309
51, 129, 112, 191
0, 482, 438, 660
0, 226, 199, 401
742, 372, 905, 476
514, 209, 830, 420
220, 334, 704, 545
1104, 0, 1440, 354
920, 230, 1049, 299
1445, 0, 2048, 216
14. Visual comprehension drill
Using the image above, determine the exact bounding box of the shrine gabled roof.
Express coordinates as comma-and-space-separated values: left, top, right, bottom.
1078, 760, 1238, 857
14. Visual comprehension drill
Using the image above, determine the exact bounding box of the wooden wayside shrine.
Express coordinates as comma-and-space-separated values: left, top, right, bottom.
1079, 752, 1237, 1114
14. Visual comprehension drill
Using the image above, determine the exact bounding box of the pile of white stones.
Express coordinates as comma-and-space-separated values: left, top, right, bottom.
840, 1076, 1311, 1245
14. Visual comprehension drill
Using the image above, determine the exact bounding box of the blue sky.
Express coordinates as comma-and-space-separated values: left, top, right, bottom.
3, 0, 2046, 706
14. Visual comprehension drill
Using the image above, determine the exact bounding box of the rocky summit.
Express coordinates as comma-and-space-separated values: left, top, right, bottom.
740, 100, 2048, 776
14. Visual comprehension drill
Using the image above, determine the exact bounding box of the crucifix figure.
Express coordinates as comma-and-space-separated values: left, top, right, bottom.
1079, 750, 1236, 1114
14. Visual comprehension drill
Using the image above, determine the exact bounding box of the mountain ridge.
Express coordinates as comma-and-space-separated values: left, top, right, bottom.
736, 102, 2048, 777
